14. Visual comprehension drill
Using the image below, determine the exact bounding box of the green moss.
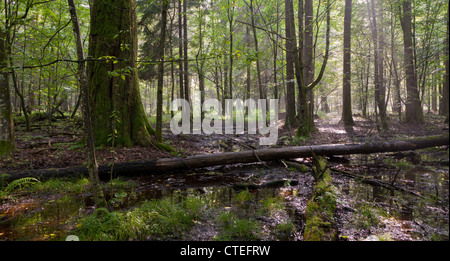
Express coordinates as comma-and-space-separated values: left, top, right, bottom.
215, 212, 261, 241
303, 156, 337, 241
304, 216, 328, 241
155, 141, 176, 153
0, 140, 14, 157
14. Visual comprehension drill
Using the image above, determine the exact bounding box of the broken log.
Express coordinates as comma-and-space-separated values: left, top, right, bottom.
2, 135, 448, 181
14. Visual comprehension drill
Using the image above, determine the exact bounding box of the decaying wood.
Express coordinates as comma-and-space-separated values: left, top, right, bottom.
3, 135, 448, 181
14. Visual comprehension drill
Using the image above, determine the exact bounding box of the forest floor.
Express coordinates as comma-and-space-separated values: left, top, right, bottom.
0, 111, 448, 172
0, 112, 448, 241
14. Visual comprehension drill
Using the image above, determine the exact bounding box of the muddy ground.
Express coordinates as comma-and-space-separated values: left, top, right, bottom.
0, 112, 448, 241
1, 112, 447, 171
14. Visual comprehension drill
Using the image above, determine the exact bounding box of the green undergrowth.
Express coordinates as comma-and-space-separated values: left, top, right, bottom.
214, 211, 261, 241
75, 197, 203, 241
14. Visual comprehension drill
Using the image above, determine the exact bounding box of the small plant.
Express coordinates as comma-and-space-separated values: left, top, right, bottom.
292, 136, 308, 145
259, 197, 284, 216
275, 220, 296, 238
4, 177, 40, 193
356, 204, 380, 229
0, 177, 40, 200
215, 212, 260, 241
32, 178, 89, 193
395, 159, 414, 169
0, 174, 11, 189
233, 189, 252, 203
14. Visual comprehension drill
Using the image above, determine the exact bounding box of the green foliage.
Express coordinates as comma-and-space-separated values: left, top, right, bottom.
215, 212, 260, 241
275, 220, 296, 236
259, 196, 284, 215
355, 204, 380, 229
0, 176, 40, 200
76, 197, 203, 240
68, 141, 86, 151
32, 177, 89, 194
0, 174, 11, 189
4, 177, 40, 193
0, 141, 14, 157
233, 189, 253, 203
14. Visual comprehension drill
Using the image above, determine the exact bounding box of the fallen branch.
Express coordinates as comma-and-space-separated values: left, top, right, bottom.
2, 135, 448, 181
330, 167, 425, 198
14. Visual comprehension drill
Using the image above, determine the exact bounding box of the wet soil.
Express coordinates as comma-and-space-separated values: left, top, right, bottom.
1, 112, 447, 171
0, 112, 448, 241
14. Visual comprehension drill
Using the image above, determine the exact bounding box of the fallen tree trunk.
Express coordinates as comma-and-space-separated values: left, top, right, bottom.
3, 135, 448, 181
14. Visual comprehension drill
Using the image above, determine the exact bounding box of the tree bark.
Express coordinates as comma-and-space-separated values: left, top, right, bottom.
249, 0, 265, 100
87, 0, 155, 147
6, 135, 448, 181
303, 0, 315, 131
284, 0, 297, 127
443, 10, 449, 123
0, 27, 15, 157
341, 0, 354, 126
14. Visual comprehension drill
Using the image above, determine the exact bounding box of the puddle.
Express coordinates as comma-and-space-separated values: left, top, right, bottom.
0, 195, 85, 240
0, 148, 448, 241
332, 149, 449, 241
0, 163, 313, 241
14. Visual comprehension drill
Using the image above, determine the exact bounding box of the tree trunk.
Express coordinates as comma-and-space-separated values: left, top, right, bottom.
0, 27, 15, 157
284, 0, 297, 127
400, 0, 424, 124
5, 135, 448, 181
228, 0, 234, 100
297, 0, 330, 137
183, 0, 190, 103
194, 8, 206, 122
249, 0, 265, 100
246, 25, 251, 107
303, 0, 315, 131
390, 3, 402, 121
87, 0, 155, 147
11, 69, 30, 132
156, 0, 169, 143
178, 0, 184, 100
68, 0, 107, 208
341, 0, 354, 125
369, 0, 387, 129
273, 0, 280, 100
377, 3, 387, 129
443, 10, 449, 123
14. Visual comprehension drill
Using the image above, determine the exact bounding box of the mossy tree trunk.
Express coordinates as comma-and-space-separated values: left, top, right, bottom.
88, 0, 155, 147
304, 156, 337, 241
0, 27, 15, 157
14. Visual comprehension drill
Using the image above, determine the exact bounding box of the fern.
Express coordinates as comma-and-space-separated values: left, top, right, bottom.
5, 177, 40, 192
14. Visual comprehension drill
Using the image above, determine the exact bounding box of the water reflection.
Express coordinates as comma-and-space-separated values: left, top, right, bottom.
336, 150, 449, 240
